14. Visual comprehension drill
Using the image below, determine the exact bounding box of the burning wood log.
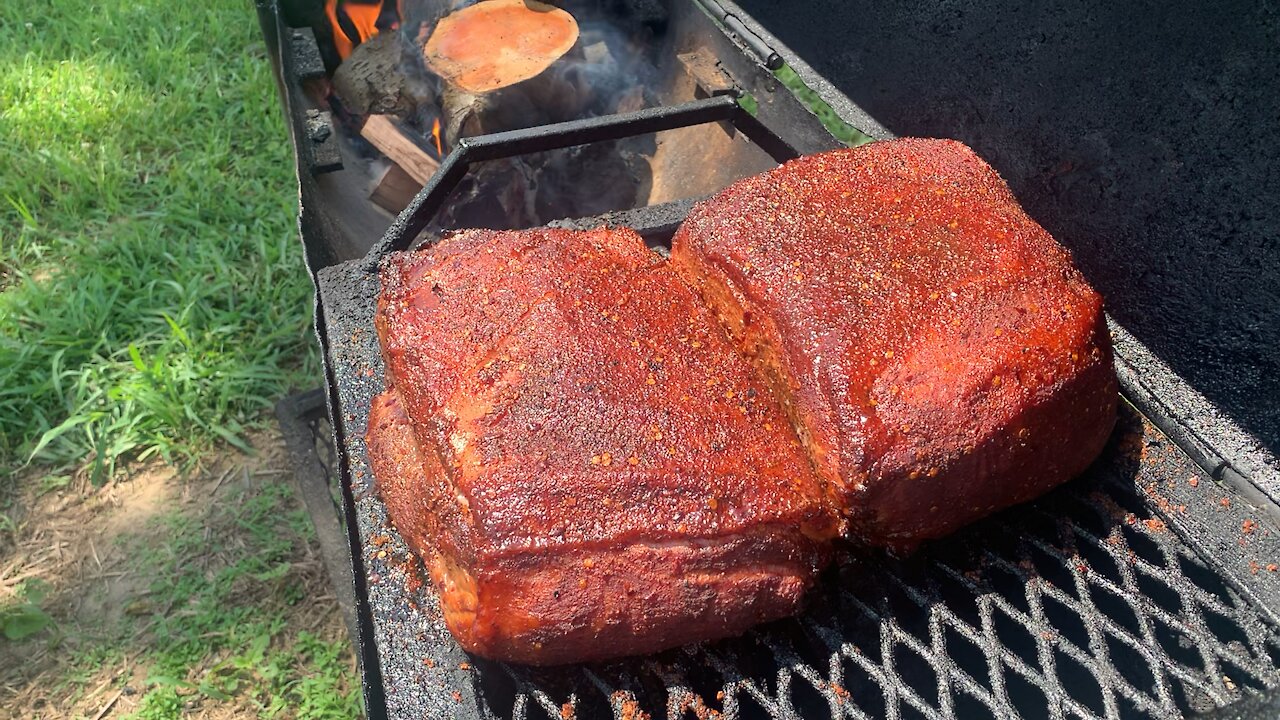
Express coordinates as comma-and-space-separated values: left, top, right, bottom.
435, 52, 593, 144
440, 83, 489, 145
360, 114, 440, 185
332, 33, 436, 117
326, 0, 398, 61
423, 0, 580, 94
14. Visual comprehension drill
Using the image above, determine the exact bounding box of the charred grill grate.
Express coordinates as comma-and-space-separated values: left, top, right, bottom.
303, 84, 1280, 720
312, 197, 1280, 720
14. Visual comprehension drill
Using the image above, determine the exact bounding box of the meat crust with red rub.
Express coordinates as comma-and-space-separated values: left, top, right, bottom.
367, 226, 836, 665
672, 138, 1117, 552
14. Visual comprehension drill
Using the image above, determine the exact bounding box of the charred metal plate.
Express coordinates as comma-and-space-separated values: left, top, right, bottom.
288, 26, 326, 82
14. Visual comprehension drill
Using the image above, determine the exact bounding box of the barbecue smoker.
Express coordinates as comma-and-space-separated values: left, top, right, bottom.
258, 1, 1280, 717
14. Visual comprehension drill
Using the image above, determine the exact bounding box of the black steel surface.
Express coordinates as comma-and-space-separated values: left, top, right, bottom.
276, 390, 358, 643
301, 32, 1280, 720
733, 0, 1280, 475
693, 0, 784, 69
287, 26, 325, 81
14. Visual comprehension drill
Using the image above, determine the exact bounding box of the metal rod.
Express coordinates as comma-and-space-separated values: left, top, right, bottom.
731, 105, 801, 163
458, 94, 741, 162
379, 150, 469, 254
373, 94, 797, 257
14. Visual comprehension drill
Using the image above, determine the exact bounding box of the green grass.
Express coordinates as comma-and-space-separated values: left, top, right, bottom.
0, 1, 354, 714
3, 474, 362, 719
9, 479, 364, 719
0, 0, 316, 481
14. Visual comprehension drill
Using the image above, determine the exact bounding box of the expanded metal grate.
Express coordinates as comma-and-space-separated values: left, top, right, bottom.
265, 0, 1280, 712
441, 406, 1280, 720
302, 256, 1280, 719
304, 190, 1280, 718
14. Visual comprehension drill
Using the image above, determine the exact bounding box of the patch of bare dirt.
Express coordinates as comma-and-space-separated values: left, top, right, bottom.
0, 428, 354, 719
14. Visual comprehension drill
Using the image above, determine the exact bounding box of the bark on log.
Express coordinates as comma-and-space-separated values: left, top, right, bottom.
332, 33, 436, 117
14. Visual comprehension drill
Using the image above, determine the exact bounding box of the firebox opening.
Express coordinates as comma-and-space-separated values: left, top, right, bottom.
286, 0, 788, 259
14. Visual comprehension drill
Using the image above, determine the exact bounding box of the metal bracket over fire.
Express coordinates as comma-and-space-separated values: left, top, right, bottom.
372, 93, 799, 258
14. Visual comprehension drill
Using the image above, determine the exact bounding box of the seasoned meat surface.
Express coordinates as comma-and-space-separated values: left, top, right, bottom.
368, 226, 835, 665
672, 138, 1117, 551
367, 140, 1118, 663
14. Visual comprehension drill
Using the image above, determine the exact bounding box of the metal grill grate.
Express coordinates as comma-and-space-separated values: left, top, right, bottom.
455, 407, 1280, 719
264, 0, 1280, 712
306, 210, 1280, 719
290, 53, 1280, 718
293, 355, 1280, 719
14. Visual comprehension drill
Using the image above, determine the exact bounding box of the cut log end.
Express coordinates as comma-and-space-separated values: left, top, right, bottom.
370, 164, 422, 215
424, 0, 579, 94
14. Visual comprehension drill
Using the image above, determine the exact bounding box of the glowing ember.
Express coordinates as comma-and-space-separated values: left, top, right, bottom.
326, 0, 398, 60
431, 118, 444, 158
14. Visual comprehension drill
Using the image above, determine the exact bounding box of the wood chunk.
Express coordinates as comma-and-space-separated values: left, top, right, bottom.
360, 114, 439, 185
370, 164, 422, 215
677, 51, 736, 98
424, 0, 579, 93
332, 33, 435, 117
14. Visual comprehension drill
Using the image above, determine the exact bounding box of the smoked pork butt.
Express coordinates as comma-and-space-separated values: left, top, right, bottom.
671, 138, 1118, 552
367, 227, 837, 665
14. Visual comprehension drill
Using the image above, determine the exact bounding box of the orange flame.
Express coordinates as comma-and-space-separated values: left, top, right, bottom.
431, 118, 444, 157
327, 0, 396, 60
